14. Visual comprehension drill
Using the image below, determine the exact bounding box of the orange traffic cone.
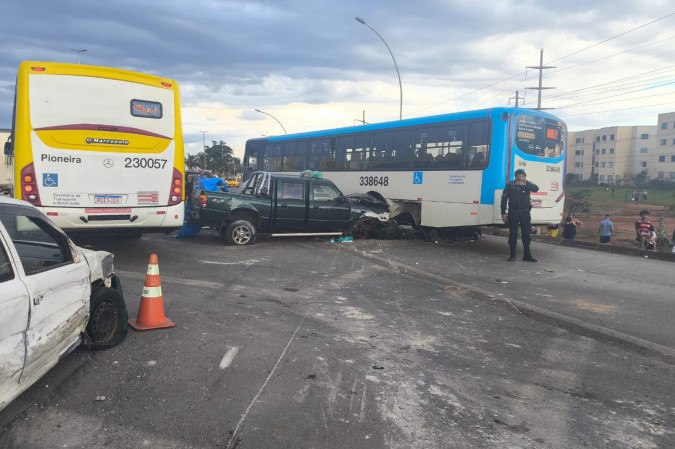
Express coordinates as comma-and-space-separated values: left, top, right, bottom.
128, 253, 175, 331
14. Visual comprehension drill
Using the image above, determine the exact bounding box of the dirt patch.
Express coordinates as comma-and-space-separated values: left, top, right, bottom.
569, 202, 674, 248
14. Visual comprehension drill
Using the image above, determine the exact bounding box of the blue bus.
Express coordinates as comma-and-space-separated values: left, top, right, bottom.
243, 107, 566, 232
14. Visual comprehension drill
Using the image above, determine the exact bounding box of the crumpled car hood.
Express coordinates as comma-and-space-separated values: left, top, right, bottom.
345, 193, 389, 214
79, 247, 116, 282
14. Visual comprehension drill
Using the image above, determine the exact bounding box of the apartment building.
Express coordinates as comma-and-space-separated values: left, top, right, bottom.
565, 115, 672, 183
567, 129, 595, 181
654, 112, 675, 182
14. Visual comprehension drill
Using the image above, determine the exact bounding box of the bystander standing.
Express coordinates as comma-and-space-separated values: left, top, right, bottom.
635, 210, 656, 250
598, 214, 613, 244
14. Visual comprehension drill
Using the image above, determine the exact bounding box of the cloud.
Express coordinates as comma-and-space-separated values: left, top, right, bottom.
1, 0, 674, 158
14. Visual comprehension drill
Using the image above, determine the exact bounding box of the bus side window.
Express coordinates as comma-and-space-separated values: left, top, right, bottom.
391, 130, 413, 169
414, 127, 439, 170
263, 143, 283, 171
283, 141, 305, 171
309, 138, 335, 171
435, 124, 465, 169
465, 121, 490, 169
354, 134, 371, 170
371, 132, 392, 170
338, 136, 354, 170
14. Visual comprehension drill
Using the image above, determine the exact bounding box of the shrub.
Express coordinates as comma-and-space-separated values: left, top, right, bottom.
567, 189, 591, 213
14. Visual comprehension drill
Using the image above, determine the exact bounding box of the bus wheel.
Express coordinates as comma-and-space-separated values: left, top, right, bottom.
224, 219, 257, 245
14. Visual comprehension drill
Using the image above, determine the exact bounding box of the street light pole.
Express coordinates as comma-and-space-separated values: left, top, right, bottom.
199, 130, 208, 169
254, 109, 287, 134
355, 17, 402, 120
71, 49, 87, 64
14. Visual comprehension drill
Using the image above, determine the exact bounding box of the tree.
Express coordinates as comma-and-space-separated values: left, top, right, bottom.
185, 154, 200, 169
633, 169, 649, 187
204, 140, 235, 177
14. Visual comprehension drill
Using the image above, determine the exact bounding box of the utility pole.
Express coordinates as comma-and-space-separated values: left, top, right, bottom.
354, 110, 370, 125
526, 49, 555, 110
509, 91, 523, 107
199, 130, 208, 169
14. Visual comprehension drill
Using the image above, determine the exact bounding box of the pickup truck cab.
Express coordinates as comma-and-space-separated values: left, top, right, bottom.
191, 171, 389, 245
0, 196, 127, 412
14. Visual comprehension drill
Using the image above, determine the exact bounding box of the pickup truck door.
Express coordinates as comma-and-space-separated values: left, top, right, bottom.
273, 178, 308, 231
0, 230, 30, 409
308, 181, 351, 231
0, 213, 89, 386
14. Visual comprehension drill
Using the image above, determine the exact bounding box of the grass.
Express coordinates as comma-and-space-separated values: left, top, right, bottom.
566, 185, 675, 213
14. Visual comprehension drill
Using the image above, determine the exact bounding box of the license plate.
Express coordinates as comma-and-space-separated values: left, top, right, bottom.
94, 195, 123, 205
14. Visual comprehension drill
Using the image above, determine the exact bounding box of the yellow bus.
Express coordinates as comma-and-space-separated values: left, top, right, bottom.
4, 61, 185, 234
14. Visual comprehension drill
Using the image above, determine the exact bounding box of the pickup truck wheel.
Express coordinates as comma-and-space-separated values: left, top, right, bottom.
225, 219, 257, 245
84, 287, 128, 349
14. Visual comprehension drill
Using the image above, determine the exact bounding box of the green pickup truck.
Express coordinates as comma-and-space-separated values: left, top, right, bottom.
190, 171, 390, 245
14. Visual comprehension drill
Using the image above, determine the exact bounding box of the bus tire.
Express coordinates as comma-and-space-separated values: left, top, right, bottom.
84, 287, 128, 349
224, 219, 257, 245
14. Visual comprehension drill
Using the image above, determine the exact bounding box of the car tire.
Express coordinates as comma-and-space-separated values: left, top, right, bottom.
225, 219, 257, 245
84, 287, 128, 349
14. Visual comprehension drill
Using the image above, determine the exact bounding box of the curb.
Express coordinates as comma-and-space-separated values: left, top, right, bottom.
332, 243, 675, 364
488, 230, 675, 262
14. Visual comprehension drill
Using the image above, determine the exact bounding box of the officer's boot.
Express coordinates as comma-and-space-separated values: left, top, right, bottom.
523, 246, 537, 262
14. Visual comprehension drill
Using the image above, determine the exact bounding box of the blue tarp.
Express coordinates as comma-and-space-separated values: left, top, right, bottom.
196, 177, 228, 192
174, 176, 227, 238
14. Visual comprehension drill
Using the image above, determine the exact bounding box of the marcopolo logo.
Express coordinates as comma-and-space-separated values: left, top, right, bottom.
86, 137, 129, 145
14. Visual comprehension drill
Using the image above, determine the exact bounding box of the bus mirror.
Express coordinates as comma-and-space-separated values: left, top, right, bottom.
4, 141, 12, 156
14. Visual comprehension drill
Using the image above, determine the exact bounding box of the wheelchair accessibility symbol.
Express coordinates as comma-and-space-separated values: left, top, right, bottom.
413, 171, 423, 184
43, 173, 59, 187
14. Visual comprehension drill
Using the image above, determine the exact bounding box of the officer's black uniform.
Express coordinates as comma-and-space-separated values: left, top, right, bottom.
500, 171, 539, 262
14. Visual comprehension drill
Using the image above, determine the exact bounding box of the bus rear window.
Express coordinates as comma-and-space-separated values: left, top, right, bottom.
515, 114, 563, 158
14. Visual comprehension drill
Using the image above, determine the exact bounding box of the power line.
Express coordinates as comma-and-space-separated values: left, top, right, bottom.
550, 36, 675, 76
548, 68, 675, 101
545, 13, 675, 65
414, 12, 675, 115
557, 80, 675, 109
557, 100, 675, 118
557, 91, 675, 110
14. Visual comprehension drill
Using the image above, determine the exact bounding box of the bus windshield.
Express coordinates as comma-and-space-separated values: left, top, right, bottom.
514, 114, 563, 158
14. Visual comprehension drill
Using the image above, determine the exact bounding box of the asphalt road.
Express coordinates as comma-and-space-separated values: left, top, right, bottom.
0, 231, 673, 449
348, 234, 675, 353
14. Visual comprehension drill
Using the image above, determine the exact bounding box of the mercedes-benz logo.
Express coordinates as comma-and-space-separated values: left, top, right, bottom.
103, 158, 114, 168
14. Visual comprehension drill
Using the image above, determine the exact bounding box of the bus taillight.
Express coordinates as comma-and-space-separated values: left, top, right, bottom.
20, 163, 42, 205
168, 167, 183, 206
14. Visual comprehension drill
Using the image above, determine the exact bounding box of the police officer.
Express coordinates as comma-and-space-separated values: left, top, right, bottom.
500, 169, 539, 262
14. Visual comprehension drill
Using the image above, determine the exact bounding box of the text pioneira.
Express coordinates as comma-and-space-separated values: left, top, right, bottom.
41, 154, 82, 163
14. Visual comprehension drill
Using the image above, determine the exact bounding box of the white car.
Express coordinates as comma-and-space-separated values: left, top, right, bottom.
0, 196, 127, 412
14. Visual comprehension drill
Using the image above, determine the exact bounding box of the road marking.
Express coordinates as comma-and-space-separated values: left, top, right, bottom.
199, 259, 264, 266
117, 271, 223, 289
219, 346, 239, 369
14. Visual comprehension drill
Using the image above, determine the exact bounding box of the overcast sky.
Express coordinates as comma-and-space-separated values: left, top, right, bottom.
1, 0, 674, 158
